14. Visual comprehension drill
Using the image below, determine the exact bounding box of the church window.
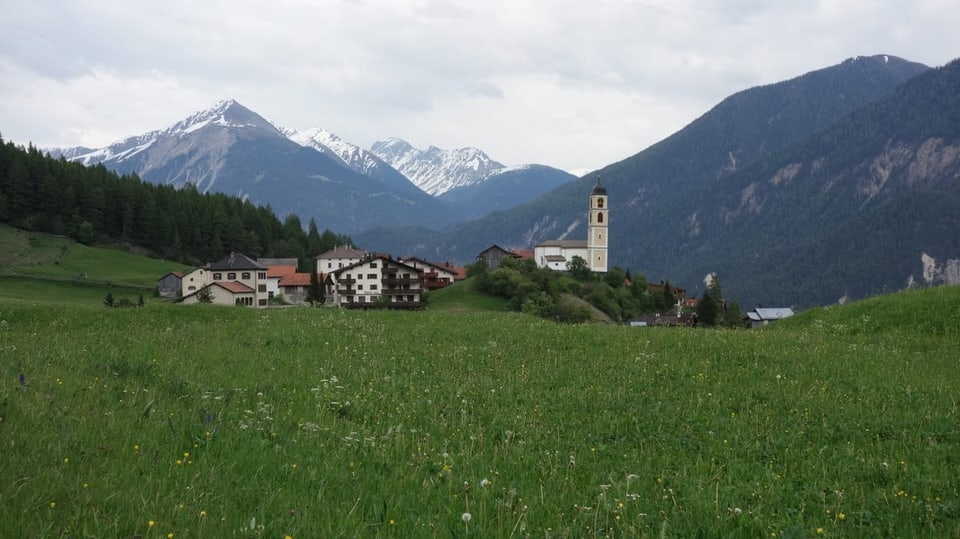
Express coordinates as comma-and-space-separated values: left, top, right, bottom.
598, 213, 604, 224
598, 198, 604, 209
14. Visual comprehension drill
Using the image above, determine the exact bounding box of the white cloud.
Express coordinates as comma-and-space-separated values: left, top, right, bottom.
1, 0, 958, 172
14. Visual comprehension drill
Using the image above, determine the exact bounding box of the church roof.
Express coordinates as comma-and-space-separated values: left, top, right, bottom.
590, 177, 607, 196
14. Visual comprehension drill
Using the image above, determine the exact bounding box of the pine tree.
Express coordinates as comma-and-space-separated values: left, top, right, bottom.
306, 263, 324, 306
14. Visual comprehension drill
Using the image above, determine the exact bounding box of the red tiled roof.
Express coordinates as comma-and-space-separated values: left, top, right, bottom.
216, 281, 255, 294
279, 272, 312, 287
434, 262, 467, 280
267, 265, 298, 278
513, 248, 535, 260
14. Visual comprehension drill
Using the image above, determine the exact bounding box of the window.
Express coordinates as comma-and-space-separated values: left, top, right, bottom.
597, 213, 603, 224
258, 284, 266, 292
228, 272, 236, 280
358, 284, 364, 290
259, 272, 266, 280
368, 273, 377, 279
242, 272, 251, 279
370, 284, 378, 290
213, 273, 222, 280
258, 299, 267, 306
328, 262, 332, 269
370, 262, 378, 268
598, 198, 604, 209
188, 286, 196, 291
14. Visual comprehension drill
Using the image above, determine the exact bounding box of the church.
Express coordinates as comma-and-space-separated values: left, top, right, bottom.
533, 177, 608, 273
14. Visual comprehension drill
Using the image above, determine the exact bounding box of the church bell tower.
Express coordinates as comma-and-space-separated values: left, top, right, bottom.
587, 177, 608, 273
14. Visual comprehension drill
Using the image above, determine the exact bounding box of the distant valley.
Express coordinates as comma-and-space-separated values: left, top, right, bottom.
35, 54, 960, 309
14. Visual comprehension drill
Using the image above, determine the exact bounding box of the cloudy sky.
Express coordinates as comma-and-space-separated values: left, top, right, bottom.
2, 0, 957, 173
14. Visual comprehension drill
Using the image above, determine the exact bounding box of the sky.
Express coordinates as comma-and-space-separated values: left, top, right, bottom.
2, 0, 958, 174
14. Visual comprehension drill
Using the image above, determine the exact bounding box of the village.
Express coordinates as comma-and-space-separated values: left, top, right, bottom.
156, 179, 791, 327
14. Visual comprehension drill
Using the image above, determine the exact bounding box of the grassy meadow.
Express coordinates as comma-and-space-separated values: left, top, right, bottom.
2, 282, 959, 538
0, 224, 188, 303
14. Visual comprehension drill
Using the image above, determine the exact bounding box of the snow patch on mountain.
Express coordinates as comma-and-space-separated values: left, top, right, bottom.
370, 138, 506, 195
54, 99, 279, 167
282, 127, 382, 175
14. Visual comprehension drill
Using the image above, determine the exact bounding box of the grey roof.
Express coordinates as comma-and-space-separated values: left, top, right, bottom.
536, 239, 588, 248
258, 257, 298, 266
750, 308, 795, 321
316, 246, 367, 259
209, 252, 267, 271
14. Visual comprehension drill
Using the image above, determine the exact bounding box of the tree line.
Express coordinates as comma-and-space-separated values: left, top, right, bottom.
469, 255, 743, 326
0, 136, 352, 268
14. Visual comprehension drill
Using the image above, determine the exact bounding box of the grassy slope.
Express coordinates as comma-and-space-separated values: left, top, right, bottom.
427, 277, 510, 312
0, 224, 189, 303
1, 285, 958, 538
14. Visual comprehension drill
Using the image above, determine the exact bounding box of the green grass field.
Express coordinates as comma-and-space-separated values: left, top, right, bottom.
2, 283, 959, 538
0, 224, 188, 295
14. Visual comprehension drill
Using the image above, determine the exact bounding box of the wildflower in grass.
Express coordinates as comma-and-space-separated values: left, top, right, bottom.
816, 528, 824, 535
50, 501, 56, 509
480, 478, 490, 488
461, 512, 472, 523
63, 457, 69, 464
18, 373, 25, 387
837, 512, 846, 521
200, 510, 207, 518
149, 520, 155, 528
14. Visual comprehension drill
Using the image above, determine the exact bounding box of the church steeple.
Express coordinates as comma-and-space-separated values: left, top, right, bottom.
587, 176, 608, 273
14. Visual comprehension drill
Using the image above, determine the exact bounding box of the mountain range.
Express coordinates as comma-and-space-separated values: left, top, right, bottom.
356, 54, 960, 308
48, 104, 575, 234
42, 53, 960, 309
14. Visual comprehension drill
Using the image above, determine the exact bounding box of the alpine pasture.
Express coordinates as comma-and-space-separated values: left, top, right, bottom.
2, 280, 959, 538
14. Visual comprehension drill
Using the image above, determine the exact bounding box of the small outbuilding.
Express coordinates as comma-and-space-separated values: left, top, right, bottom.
746, 307, 795, 328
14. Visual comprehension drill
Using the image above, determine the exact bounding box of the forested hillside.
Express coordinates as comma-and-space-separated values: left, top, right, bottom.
0, 138, 351, 266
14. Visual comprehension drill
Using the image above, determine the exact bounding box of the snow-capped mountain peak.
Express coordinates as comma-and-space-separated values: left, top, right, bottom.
57, 99, 279, 166
370, 138, 506, 195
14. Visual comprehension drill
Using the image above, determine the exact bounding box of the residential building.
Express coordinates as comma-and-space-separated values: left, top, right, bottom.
179, 253, 269, 307
400, 257, 457, 290
181, 281, 257, 306
263, 259, 299, 299
279, 271, 314, 304
180, 267, 209, 297
316, 246, 368, 273
327, 255, 423, 309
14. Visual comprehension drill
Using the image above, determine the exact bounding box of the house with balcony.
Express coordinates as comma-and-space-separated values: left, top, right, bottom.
399, 257, 459, 290
327, 255, 423, 309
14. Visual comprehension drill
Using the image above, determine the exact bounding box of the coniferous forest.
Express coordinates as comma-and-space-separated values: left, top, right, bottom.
0, 137, 352, 267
